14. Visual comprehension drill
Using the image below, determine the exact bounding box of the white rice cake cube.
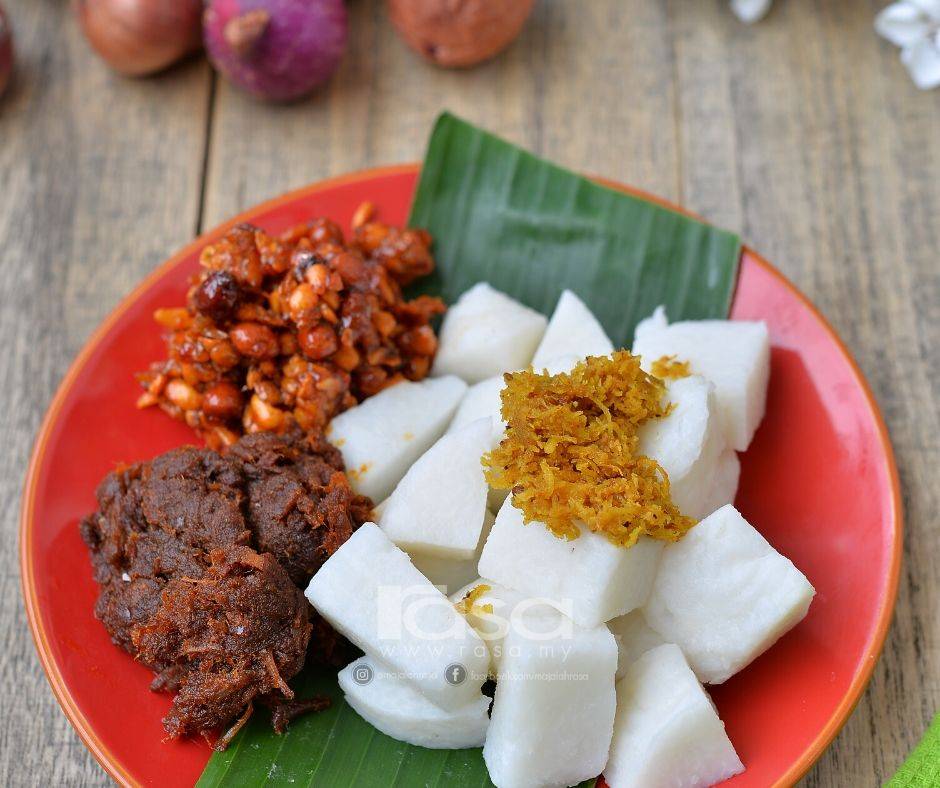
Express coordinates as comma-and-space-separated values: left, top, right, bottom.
305, 523, 489, 708
380, 418, 491, 559
450, 578, 568, 675
483, 623, 618, 788
445, 375, 511, 512
639, 375, 728, 519
633, 315, 770, 451
644, 504, 815, 684
478, 498, 664, 628
606, 609, 666, 679
431, 283, 547, 383
446, 373, 507, 450
531, 289, 614, 369
409, 551, 484, 597
408, 509, 496, 594
633, 304, 668, 340
338, 656, 490, 749
327, 375, 467, 501
604, 643, 744, 788
534, 353, 583, 376
697, 448, 740, 518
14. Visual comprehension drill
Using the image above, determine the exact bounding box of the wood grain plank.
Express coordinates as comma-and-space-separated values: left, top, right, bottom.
0, 1, 213, 785
667, 1, 940, 784
667, 0, 743, 231
201, 0, 681, 227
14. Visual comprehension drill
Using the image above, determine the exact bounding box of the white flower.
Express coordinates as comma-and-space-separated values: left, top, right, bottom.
875, 0, 940, 89
730, 0, 772, 24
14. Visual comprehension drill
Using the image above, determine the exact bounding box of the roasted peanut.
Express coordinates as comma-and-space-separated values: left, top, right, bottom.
254, 380, 281, 404
288, 283, 318, 318
165, 379, 202, 411
372, 310, 396, 337
202, 381, 244, 421
332, 252, 369, 288
209, 340, 240, 369
399, 325, 438, 356
298, 324, 338, 360
304, 263, 330, 293
250, 394, 285, 430
230, 322, 279, 358
154, 307, 192, 330
205, 424, 239, 450
351, 201, 375, 229
356, 366, 388, 396
136, 391, 158, 408
332, 344, 360, 371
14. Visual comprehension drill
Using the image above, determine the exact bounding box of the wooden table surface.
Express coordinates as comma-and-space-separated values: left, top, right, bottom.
1, 0, 937, 785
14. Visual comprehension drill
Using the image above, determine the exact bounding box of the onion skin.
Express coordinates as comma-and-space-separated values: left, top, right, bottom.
387, 0, 536, 68
0, 4, 12, 98
74, 0, 203, 77
203, 0, 348, 102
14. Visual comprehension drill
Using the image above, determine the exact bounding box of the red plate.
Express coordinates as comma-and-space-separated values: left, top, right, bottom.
20, 166, 901, 787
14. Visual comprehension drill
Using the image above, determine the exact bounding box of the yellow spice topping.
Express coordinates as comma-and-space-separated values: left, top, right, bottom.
650, 355, 691, 380
454, 583, 493, 616
483, 351, 695, 548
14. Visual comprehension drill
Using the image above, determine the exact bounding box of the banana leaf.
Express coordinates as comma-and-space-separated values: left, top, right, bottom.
198, 113, 741, 787
197, 668, 498, 787
409, 113, 740, 345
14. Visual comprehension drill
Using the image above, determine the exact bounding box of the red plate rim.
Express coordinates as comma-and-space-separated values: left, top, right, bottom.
19, 163, 903, 788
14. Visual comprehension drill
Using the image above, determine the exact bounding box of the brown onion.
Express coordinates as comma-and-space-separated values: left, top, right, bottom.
387, 0, 535, 68
74, 0, 203, 77
0, 4, 12, 98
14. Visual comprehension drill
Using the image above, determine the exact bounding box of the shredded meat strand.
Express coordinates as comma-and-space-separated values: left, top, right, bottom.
216, 702, 255, 751
269, 695, 333, 735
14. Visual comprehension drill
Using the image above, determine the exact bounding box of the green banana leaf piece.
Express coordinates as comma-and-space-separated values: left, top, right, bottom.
198, 112, 741, 787
198, 668, 499, 787
409, 113, 741, 346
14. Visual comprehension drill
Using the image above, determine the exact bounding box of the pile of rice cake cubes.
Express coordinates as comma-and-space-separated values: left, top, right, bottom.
308, 285, 814, 788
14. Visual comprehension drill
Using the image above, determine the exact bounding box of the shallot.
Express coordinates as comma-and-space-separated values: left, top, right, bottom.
387, 0, 535, 68
0, 3, 12, 98
203, 0, 347, 102
74, 0, 203, 76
